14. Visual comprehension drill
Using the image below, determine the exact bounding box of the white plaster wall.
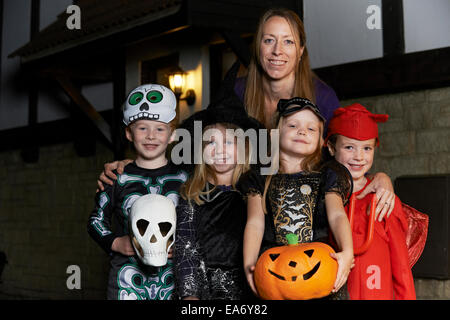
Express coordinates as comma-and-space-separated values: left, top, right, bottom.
403, 0, 450, 53
0, 1, 31, 130
304, 0, 383, 69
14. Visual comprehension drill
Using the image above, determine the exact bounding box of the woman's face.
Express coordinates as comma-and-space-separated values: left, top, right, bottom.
259, 16, 303, 81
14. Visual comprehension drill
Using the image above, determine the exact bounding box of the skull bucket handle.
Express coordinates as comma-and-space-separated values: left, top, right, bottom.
347, 194, 377, 255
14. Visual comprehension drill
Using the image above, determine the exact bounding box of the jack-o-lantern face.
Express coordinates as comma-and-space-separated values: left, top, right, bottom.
254, 237, 338, 300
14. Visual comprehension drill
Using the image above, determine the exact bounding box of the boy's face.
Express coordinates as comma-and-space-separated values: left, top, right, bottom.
125, 120, 174, 163
329, 135, 376, 183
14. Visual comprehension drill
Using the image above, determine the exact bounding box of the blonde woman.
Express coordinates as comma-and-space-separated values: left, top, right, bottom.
234, 8, 339, 129
234, 8, 396, 220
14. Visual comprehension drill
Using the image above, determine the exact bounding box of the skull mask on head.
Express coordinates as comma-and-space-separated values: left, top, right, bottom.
129, 194, 176, 267
123, 84, 177, 126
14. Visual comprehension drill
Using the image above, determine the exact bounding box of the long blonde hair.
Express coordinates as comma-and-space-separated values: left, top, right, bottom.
181, 122, 251, 206
244, 8, 316, 128
261, 109, 324, 213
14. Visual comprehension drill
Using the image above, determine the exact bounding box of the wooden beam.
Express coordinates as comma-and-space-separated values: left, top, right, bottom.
55, 75, 112, 145
220, 30, 251, 67
295, 0, 304, 21
21, 0, 41, 163
0, 110, 114, 151
0, 0, 4, 99
314, 47, 450, 100
382, 0, 405, 57
112, 49, 126, 160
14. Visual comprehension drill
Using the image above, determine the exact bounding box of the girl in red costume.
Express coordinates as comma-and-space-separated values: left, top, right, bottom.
325, 104, 416, 300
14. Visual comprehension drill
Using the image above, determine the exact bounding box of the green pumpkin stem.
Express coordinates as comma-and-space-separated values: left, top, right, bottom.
286, 233, 298, 245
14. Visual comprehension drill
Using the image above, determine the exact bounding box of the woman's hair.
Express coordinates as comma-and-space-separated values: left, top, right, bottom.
181, 122, 251, 206
261, 108, 324, 213
244, 8, 316, 128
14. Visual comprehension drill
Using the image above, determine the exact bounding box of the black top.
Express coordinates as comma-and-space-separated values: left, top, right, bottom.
87, 161, 188, 255
174, 183, 248, 298
236, 160, 351, 253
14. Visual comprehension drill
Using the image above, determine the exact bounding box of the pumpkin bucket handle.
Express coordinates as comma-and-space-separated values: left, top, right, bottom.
286, 233, 299, 245
347, 193, 376, 255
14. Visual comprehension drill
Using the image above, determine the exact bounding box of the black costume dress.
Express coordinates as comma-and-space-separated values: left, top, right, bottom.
174, 183, 252, 300
237, 161, 352, 299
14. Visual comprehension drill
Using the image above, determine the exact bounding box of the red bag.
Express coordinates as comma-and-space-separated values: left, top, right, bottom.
402, 203, 429, 268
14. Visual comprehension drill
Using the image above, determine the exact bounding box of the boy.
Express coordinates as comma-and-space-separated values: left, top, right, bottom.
324, 103, 416, 300
87, 84, 188, 300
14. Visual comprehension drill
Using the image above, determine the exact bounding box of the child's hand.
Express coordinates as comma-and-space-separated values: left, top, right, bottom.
167, 247, 174, 259
244, 265, 258, 296
111, 236, 135, 256
330, 250, 353, 293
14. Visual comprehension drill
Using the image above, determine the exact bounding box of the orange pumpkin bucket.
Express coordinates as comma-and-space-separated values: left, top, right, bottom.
254, 234, 338, 300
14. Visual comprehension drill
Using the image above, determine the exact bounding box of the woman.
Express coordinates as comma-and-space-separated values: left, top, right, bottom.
234, 8, 395, 219
98, 8, 395, 221
235, 8, 339, 129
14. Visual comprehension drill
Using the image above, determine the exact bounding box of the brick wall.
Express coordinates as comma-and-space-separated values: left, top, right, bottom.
0, 86, 449, 299
0, 142, 113, 299
341, 86, 450, 299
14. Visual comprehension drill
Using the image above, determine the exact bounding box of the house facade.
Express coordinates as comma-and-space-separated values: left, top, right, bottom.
0, 0, 449, 299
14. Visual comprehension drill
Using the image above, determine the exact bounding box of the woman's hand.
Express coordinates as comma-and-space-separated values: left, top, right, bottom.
97, 159, 133, 191
356, 172, 395, 221
330, 250, 353, 293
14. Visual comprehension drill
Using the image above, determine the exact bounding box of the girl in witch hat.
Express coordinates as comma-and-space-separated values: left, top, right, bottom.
173, 62, 262, 300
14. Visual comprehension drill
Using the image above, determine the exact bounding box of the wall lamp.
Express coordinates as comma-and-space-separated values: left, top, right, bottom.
168, 68, 196, 106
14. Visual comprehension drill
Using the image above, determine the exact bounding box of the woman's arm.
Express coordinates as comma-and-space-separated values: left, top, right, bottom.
325, 192, 354, 293
243, 195, 266, 295
356, 172, 395, 221
97, 159, 133, 191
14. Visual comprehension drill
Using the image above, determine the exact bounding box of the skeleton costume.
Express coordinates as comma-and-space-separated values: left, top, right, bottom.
88, 162, 188, 300
87, 84, 188, 300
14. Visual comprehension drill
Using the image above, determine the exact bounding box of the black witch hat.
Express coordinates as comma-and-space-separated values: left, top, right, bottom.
179, 60, 263, 133
174, 61, 264, 173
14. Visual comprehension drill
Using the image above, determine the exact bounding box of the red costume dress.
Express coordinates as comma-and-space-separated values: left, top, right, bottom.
346, 179, 416, 300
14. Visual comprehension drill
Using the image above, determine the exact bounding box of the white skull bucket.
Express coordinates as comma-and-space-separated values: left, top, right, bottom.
129, 194, 176, 266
